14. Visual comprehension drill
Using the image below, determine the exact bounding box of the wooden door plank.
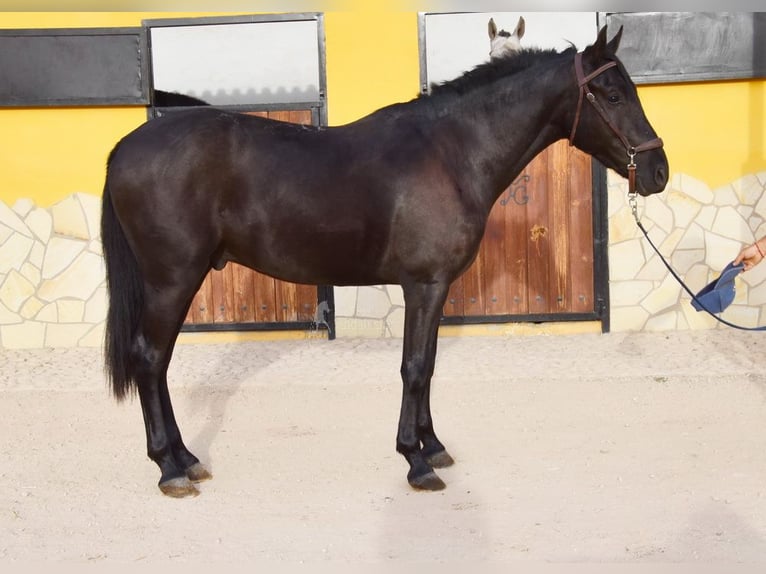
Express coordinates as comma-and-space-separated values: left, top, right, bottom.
568, 147, 595, 313
296, 283, 317, 322
253, 270, 277, 323
189, 272, 214, 324
269, 110, 290, 123
210, 268, 227, 323
276, 281, 298, 322
232, 263, 256, 323
504, 171, 531, 315
288, 109, 312, 125
481, 197, 509, 315
223, 264, 237, 322
461, 255, 484, 316
548, 141, 571, 313
526, 146, 551, 314
184, 287, 200, 324
443, 275, 464, 317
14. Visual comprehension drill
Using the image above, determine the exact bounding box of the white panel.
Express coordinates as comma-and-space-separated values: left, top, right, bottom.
425, 12, 598, 86
150, 20, 320, 105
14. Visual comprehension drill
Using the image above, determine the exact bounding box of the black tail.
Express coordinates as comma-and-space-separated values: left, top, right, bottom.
101, 147, 143, 401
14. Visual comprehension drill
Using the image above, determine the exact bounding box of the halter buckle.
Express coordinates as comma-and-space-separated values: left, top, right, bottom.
628, 148, 636, 168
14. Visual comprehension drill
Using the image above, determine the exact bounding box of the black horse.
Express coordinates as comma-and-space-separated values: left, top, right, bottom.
101, 26, 668, 497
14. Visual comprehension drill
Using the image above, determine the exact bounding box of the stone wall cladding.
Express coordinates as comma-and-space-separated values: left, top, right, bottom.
3, 172, 766, 348
0, 194, 105, 349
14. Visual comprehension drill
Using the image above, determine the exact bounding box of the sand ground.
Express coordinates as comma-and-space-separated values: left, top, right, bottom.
2, 328, 766, 567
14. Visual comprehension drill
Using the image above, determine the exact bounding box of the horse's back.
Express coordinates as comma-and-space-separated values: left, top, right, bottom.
106, 109, 299, 214
109, 108, 253, 173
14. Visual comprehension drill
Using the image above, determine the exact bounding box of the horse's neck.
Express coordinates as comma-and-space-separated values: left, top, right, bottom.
441, 58, 574, 213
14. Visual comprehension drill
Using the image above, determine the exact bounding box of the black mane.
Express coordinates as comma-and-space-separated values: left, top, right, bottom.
423, 46, 575, 98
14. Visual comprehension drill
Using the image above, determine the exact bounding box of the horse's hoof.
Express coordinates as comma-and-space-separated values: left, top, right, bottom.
185, 462, 212, 483
426, 449, 455, 469
159, 476, 200, 498
409, 471, 446, 491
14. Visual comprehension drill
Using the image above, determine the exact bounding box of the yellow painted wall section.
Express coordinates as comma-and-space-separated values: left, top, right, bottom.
324, 11, 420, 126
638, 79, 766, 189
2, 107, 146, 206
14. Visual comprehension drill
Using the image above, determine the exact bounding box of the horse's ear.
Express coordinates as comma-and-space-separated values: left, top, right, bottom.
515, 16, 525, 40
488, 18, 497, 40
593, 25, 608, 54
589, 25, 617, 60
606, 25, 623, 54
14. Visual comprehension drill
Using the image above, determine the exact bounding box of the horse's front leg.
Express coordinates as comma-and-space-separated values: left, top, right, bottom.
418, 373, 455, 469
398, 281, 452, 490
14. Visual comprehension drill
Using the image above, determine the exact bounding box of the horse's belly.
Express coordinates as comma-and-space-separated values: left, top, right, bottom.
228, 235, 390, 286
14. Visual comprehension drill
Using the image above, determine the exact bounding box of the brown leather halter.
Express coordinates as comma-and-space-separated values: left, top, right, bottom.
568, 52, 664, 195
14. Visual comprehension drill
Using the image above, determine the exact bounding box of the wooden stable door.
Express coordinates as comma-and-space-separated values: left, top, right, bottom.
184, 109, 319, 329
443, 140, 595, 318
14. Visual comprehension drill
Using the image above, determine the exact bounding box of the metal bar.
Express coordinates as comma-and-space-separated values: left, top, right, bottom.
181, 321, 330, 334
591, 159, 610, 333
440, 312, 600, 326
142, 13, 323, 28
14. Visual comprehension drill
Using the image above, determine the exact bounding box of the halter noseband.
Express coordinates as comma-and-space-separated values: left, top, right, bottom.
568, 52, 664, 194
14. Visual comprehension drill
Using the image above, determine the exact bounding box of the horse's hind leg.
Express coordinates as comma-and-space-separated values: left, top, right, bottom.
398, 280, 452, 491
159, 355, 212, 484
133, 277, 210, 497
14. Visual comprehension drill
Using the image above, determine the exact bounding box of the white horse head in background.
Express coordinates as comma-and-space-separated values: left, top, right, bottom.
488, 16, 525, 59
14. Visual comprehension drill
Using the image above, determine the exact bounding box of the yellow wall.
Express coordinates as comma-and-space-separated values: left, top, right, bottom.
639, 79, 766, 189
2, 107, 146, 205
324, 11, 419, 125
0, 11, 764, 207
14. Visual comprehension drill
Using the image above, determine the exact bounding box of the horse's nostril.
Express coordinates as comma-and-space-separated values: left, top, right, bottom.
655, 164, 668, 187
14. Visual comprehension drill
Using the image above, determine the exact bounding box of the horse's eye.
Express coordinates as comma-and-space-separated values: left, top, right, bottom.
608, 94, 621, 104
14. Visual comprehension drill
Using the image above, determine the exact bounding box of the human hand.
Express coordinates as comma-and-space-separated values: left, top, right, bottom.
734, 238, 766, 271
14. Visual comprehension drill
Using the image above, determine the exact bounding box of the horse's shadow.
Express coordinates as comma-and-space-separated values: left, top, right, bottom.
167, 339, 286, 472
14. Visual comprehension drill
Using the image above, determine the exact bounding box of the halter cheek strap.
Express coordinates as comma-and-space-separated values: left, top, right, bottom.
568, 52, 664, 194
569, 55, 619, 146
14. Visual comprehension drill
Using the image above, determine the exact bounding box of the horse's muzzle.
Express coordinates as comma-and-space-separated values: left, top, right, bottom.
635, 150, 669, 196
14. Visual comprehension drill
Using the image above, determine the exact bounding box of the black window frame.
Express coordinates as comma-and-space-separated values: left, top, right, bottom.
601, 12, 766, 84
142, 12, 328, 126
0, 26, 149, 107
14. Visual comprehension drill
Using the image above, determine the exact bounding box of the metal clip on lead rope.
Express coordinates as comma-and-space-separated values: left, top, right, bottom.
628, 190, 639, 223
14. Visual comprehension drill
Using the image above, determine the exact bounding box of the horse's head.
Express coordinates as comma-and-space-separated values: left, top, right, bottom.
568, 26, 668, 197
488, 17, 525, 59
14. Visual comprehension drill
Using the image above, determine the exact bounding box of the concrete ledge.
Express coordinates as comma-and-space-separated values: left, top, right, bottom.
439, 321, 602, 338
